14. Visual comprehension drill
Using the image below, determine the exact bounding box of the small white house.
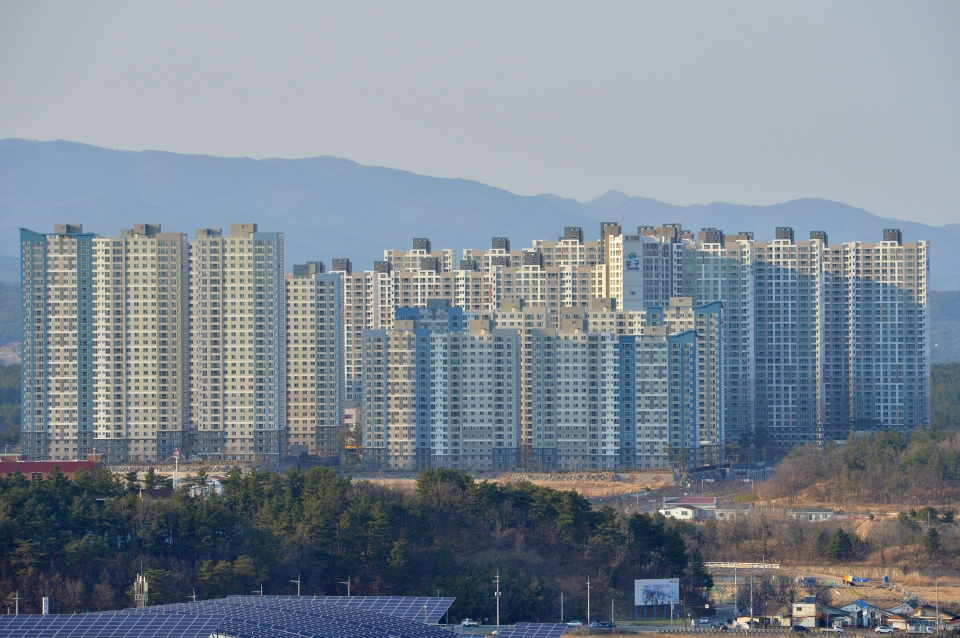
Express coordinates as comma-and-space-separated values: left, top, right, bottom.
658, 504, 714, 520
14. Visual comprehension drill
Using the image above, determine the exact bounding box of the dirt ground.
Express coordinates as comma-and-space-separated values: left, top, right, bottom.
357, 472, 674, 499
780, 566, 960, 611
114, 466, 675, 502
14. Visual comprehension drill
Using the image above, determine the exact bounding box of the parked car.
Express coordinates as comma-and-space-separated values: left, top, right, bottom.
700, 617, 710, 624
565, 621, 583, 628
461, 619, 480, 627
589, 622, 615, 629
826, 625, 844, 633
791, 626, 808, 633
875, 628, 894, 635
712, 624, 728, 631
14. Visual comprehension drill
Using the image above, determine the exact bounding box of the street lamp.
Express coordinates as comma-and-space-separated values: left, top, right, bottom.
339, 577, 351, 596
494, 571, 501, 630
290, 574, 301, 596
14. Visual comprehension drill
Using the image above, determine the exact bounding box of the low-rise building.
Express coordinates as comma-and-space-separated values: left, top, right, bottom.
663, 496, 718, 511
715, 503, 754, 520
658, 504, 714, 520
0, 453, 105, 480
906, 605, 957, 633
791, 506, 836, 521
886, 614, 909, 631
792, 598, 823, 629
840, 601, 891, 628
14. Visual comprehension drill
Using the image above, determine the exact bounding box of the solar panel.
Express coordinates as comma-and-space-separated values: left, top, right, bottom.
0, 613, 224, 638
121, 600, 454, 638
225, 596, 456, 624
495, 623, 568, 638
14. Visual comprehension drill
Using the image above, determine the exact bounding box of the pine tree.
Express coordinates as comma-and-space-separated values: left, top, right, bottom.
825, 528, 853, 561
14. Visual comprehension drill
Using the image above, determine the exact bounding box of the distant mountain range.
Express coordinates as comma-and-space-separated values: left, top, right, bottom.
1, 138, 958, 289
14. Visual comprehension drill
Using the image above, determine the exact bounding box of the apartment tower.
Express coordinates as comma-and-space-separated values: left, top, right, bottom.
285, 262, 343, 459
190, 224, 284, 463
20, 225, 97, 461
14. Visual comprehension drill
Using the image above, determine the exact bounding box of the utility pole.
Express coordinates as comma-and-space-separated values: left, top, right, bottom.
750, 572, 754, 621
734, 567, 738, 616
561, 592, 564, 623
495, 571, 502, 630
14, 591, 19, 615
339, 577, 351, 596
587, 576, 591, 631
936, 562, 941, 636
290, 574, 301, 596
611, 599, 614, 623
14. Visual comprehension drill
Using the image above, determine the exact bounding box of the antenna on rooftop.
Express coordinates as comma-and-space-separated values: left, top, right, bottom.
134, 572, 149, 608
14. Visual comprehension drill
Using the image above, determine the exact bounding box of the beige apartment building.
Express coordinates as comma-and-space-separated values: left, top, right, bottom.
285, 262, 343, 459
91, 224, 189, 463
189, 224, 284, 463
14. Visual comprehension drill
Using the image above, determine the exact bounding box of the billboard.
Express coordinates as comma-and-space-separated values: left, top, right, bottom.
635, 578, 680, 606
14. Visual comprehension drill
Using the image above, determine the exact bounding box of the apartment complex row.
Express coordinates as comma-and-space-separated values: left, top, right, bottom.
347, 224, 928, 451
21, 223, 339, 464
20, 219, 928, 468
360, 299, 711, 471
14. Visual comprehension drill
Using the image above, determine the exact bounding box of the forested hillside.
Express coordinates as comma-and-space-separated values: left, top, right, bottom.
0, 467, 713, 618
0, 364, 18, 447
761, 366, 960, 506
931, 291, 960, 364
0, 283, 19, 346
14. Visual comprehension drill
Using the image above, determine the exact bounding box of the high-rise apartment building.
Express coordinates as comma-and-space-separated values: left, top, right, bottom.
621, 328, 698, 470
826, 231, 929, 439
484, 300, 548, 465
285, 262, 343, 459
550, 319, 621, 470
605, 225, 694, 310
361, 301, 520, 471
524, 320, 699, 472
90, 224, 189, 463
647, 298, 724, 465
752, 229, 823, 448
336, 263, 394, 403
20, 225, 97, 461
384, 238, 455, 273
189, 224, 284, 463
361, 320, 419, 470
435, 319, 520, 470
688, 230, 755, 445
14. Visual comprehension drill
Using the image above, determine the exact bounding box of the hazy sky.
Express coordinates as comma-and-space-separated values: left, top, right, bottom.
2, 2, 958, 225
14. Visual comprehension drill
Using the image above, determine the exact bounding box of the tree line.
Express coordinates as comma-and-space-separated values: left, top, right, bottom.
0, 466, 712, 621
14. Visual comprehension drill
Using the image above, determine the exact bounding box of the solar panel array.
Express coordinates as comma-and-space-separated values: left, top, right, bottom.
224, 596, 455, 624
0, 613, 224, 638
0, 595, 460, 638
495, 623, 568, 638
119, 598, 455, 638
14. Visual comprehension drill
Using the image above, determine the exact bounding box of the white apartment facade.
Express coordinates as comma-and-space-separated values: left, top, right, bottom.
20, 225, 97, 461
91, 224, 189, 463
189, 224, 284, 463
285, 262, 343, 459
